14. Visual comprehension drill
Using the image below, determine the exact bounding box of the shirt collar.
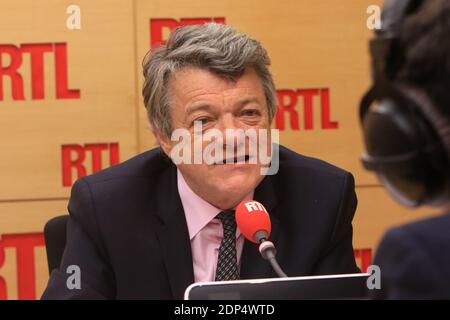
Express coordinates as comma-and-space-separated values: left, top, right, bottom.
177, 169, 253, 240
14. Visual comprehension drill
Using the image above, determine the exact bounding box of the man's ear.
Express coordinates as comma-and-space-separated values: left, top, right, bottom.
153, 130, 172, 157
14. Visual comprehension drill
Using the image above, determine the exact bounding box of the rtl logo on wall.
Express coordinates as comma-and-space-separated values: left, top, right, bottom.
354, 248, 373, 273
62, 143, 120, 187
0, 43, 80, 101
0, 233, 45, 300
275, 88, 338, 131
150, 17, 226, 48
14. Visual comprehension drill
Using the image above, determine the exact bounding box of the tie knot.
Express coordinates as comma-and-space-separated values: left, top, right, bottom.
216, 210, 236, 233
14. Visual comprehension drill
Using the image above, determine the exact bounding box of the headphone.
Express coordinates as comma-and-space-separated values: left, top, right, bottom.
360, 0, 450, 208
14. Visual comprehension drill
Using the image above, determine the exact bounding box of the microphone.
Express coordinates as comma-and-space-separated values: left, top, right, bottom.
235, 200, 288, 278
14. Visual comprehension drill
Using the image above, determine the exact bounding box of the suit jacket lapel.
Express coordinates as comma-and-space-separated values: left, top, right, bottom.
240, 175, 282, 279
154, 162, 282, 293
155, 165, 194, 299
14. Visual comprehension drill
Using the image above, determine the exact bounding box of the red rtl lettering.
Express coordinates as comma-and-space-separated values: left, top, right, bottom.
0, 233, 45, 300
0, 244, 7, 300
275, 89, 299, 131
150, 18, 226, 49
354, 248, 373, 273
179, 17, 225, 26
62, 143, 120, 187
212, 17, 225, 24
62, 145, 87, 187
84, 143, 109, 173
297, 89, 319, 130
20, 44, 53, 100
321, 88, 338, 129
54, 43, 80, 99
109, 143, 120, 166
84, 143, 119, 171
150, 19, 179, 49
0, 44, 24, 101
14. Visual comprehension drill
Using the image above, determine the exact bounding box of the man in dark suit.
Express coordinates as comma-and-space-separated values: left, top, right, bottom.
42, 23, 359, 299
360, 0, 450, 299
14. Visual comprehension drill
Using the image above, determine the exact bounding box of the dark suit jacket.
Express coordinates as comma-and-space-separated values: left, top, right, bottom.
42, 145, 359, 299
371, 213, 450, 299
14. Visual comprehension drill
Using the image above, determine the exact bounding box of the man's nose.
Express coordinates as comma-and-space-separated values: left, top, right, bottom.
217, 114, 246, 151
217, 113, 240, 132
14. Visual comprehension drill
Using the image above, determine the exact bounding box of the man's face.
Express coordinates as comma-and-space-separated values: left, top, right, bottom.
158, 67, 271, 210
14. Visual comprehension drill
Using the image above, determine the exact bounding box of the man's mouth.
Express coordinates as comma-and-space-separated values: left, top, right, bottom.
216, 155, 251, 165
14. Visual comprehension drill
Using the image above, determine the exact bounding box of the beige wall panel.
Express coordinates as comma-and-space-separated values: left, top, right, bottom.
0, 199, 67, 234
135, 0, 383, 187
0, 0, 138, 201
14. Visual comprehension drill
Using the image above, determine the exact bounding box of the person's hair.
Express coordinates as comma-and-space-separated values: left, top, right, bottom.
397, 0, 450, 117
142, 23, 277, 138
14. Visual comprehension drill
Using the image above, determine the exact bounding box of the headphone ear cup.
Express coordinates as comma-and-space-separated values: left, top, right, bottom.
363, 97, 418, 160
361, 89, 448, 207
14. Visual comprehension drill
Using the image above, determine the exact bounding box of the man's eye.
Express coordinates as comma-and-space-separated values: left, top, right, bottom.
241, 110, 259, 117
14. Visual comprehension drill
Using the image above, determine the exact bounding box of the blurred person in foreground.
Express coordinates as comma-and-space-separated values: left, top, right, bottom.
360, 0, 450, 299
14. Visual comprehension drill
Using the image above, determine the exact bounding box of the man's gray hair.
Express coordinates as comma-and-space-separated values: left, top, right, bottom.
142, 23, 277, 138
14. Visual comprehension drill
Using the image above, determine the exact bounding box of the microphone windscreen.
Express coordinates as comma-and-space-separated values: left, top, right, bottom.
235, 200, 271, 243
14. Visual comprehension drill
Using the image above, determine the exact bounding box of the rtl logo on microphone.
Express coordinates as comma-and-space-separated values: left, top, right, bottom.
150, 17, 225, 48
61, 143, 120, 187
0, 43, 80, 101
244, 201, 268, 214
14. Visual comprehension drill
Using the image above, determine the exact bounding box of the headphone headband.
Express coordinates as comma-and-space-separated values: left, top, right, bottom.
371, 0, 424, 82
380, 0, 417, 37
